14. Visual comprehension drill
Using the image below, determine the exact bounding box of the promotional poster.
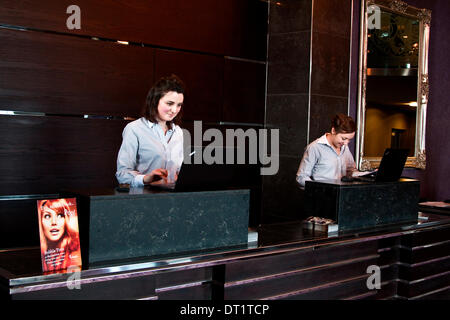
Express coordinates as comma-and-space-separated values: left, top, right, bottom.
37, 198, 82, 273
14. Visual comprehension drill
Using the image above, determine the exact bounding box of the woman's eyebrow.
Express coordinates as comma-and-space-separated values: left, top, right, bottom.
165, 99, 183, 106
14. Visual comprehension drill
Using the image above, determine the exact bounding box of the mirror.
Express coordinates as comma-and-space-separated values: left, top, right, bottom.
356, 0, 431, 170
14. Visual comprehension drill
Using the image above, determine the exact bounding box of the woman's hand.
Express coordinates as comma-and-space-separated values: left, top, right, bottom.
143, 168, 168, 185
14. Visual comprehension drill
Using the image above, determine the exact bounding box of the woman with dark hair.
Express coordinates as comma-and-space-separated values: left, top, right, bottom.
296, 113, 357, 187
116, 75, 185, 187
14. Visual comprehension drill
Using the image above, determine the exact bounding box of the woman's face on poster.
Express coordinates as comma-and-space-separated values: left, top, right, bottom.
42, 207, 65, 243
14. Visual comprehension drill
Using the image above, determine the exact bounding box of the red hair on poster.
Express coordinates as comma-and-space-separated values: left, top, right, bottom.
37, 198, 82, 272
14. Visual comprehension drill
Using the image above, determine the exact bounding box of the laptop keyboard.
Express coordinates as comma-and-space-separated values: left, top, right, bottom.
354, 176, 376, 182
354, 171, 377, 182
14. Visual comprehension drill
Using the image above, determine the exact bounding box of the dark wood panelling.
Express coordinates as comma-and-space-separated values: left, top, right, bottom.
369, 280, 398, 300
400, 241, 450, 264
400, 226, 450, 247
157, 283, 212, 300
222, 59, 266, 124
12, 274, 156, 300
154, 49, 223, 123
0, 243, 42, 271
397, 227, 450, 299
414, 287, 450, 300
221, 0, 268, 60
379, 264, 399, 284
0, 1, 268, 252
156, 268, 212, 289
0, 0, 224, 55
223, 239, 379, 300
225, 241, 378, 283
378, 247, 399, 266
0, 0, 267, 59
373, 240, 400, 300
224, 257, 376, 299
397, 272, 450, 299
4, 224, 450, 300
0, 28, 154, 117
0, 283, 9, 301
0, 116, 127, 195
1, 199, 46, 249
278, 276, 371, 300
0, 115, 126, 248
398, 256, 450, 281
378, 236, 400, 249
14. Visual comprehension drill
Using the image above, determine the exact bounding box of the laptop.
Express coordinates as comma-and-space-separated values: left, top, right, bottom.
355, 148, 409, 182
174, 163, 256, 191
149, 149, 260, 192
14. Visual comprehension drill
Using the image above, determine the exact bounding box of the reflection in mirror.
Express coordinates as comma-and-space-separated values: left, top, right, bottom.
356, 0, 431, 170
366, 11, 419, 158
368, 11, 419, 69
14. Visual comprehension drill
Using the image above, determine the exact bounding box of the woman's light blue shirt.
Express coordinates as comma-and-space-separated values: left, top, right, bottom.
116, 117, 184, 187
296, 134, 356, 187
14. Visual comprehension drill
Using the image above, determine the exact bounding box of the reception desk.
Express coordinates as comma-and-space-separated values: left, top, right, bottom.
305, 178, 420, 231
69, 188, 251, 265
1, 211, 449, 300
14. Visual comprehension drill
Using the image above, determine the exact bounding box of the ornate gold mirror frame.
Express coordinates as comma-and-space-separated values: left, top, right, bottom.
356, 0, 431, 170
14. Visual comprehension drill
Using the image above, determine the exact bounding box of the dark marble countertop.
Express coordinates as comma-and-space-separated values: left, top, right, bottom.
62, 186, 250, 199
1, 211, 449, 288
305, 177, 419, 187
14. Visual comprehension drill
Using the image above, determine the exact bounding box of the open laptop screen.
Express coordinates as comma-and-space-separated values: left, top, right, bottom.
175, 162, 260, 191
374, 148, 409, 182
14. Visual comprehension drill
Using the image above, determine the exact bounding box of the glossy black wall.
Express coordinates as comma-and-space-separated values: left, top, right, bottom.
262, 0, 353, 224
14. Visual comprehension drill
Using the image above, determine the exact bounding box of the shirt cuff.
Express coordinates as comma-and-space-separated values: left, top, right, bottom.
131, 174, 145, 187
296, 175, 311, 187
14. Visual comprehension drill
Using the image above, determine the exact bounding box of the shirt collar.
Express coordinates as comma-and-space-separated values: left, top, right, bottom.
317, 134, 330, 146
318, 133, 347, 153
144, 118, 175, 132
